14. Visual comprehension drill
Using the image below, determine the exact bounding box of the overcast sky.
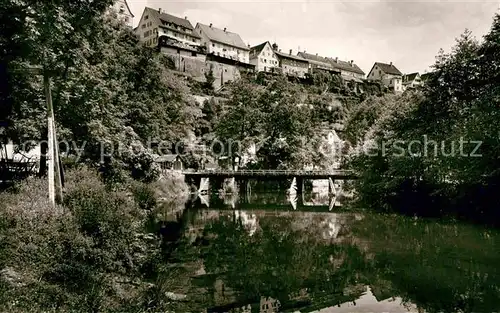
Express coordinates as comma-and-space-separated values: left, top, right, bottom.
127, 0, 499, 74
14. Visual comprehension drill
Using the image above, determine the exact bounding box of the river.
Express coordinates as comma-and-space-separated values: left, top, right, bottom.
159, 181, 500, 313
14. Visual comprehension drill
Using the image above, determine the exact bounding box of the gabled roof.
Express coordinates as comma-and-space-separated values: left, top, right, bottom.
329, 58, 365, 75
403, 72, 420, 83
142, 7, 201, 39
371, 62, 403, 76
250, 41, 270, 56
420, 72, 435, 81
275, 50, 309, 63
116, 0, 134, 17
196, 23, 249, 50
297, 52, 365, 75
159, 12, 194, 30
297, 52, 331, 66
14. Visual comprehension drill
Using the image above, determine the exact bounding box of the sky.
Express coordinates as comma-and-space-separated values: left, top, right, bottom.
126, 0, 499, 74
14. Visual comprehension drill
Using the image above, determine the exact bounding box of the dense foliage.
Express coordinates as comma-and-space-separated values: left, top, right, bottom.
345, 15, 500, 225
1, 0, 201, 181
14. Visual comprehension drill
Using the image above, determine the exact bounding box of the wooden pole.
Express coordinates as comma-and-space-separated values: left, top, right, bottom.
52, 118, 63, 203
44, 72, 55, 206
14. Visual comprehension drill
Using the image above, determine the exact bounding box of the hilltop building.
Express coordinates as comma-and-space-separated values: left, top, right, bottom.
367, 62, 403, 92
195, 23, 250, 64
249, 41, 280, 73
328, 57, 365, 81
274, 46, 309, 78
135, 7, 202, 49
110, 0, 134, 27
297, 51, 365, 81
402, 72, 422, 90
297, 52, 338, 74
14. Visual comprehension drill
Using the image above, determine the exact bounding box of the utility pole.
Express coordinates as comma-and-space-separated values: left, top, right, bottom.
43, 71, 56, 206
17, 65, 63, 206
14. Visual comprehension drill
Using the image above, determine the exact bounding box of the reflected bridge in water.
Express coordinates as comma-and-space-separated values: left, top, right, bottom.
185, 169, 357, 210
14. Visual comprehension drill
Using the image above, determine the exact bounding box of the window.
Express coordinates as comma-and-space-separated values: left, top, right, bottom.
378, 70, 381, 75
192, 52, 197, 57
141, 24, 146, 29
371, 72, 374, 76
177, 49, 180, 53
212, 43, 215, 47
119, 5, 125, 13
224, 69, 227, 72
153, 37, 157, 44
145, 15, 149, 20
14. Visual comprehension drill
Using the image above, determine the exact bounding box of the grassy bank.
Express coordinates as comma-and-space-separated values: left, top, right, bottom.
0, 167, 190, 312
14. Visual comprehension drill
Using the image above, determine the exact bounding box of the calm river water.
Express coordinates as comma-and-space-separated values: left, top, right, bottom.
160, 182, 500, 313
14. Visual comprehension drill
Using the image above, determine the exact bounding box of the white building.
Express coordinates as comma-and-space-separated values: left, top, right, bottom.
195, 23, 250, 64
367, 62, 404, 93
110, 0, 134, 27
250, 41, 280, 73
135, 7, 202, 49
402, 72, 422, 90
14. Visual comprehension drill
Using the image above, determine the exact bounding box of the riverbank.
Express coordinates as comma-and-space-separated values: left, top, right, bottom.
0, 166, 192, 312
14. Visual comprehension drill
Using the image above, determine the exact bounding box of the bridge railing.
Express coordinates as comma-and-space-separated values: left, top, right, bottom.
183, 169, 354, 176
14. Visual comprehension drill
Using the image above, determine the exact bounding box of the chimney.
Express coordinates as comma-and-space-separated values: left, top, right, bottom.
390, 61, 393, 66
289, 49, 292, 55
224, 27, 227, 32
158, 8, 161, 13
350, 60, 354, 66
247, 44, 250, 48
335, 57, 338, 63
209, 23, 212, 28
184, 16, 187, 20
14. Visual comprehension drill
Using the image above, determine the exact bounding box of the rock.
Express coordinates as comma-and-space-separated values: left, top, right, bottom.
1, 267, 26, 287
165, 292, 187, 301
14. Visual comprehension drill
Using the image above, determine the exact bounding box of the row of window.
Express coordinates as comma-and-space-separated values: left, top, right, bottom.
169, 31, 199, 43
211, 42, 242, 53
145, 37, 157, 46
260, 58, 277, 65
141, 21, 153, 29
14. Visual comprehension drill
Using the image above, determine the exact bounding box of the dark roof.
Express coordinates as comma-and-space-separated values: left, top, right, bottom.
155, 10, 201, 39
329, 58, 365, 75
297, 52, 365, 75
372, 62, 403, 76
196, 23, 249, 50
403, 72, 420, 83
275, 50, 309, 63
297, 52, 331, 66
159, 12, 194, 30
420, 72, 435, 81
250, 41, 269, 56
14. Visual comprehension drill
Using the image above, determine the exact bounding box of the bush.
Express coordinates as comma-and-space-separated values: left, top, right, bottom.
0, 167, 168, 312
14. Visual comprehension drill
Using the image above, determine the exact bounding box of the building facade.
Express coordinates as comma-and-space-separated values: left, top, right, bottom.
135, 8, 202, 49
367, 62, 403, 92
195, 23, 250, 64
402, 72, 422, 90
329, 57, 365, 80
275, 49, 309, 78
110, 0, 134, 27
249, 41, 279, 73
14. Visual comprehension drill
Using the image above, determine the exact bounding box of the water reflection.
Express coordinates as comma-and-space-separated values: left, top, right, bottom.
159, 186, 500, 313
